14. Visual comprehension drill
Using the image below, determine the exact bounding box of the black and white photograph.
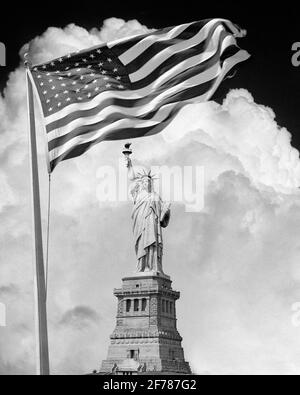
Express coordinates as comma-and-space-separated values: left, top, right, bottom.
0, 1, 299, 379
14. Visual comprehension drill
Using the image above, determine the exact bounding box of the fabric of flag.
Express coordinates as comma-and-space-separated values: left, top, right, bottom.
30, 18, 250, 172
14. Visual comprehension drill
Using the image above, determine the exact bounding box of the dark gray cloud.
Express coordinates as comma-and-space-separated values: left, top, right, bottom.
59, 306, 100, 329
0, 284, 19, 298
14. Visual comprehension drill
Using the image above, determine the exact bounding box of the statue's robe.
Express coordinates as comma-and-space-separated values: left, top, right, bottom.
131, 189, 170, 273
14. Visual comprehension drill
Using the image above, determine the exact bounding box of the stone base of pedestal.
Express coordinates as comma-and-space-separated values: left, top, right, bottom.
100, 273, 191, 375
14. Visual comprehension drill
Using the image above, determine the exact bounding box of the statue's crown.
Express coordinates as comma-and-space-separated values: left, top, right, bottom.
136, 169, 157, 180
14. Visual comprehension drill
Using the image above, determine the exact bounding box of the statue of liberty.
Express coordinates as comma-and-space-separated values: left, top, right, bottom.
123, 144, 171, 275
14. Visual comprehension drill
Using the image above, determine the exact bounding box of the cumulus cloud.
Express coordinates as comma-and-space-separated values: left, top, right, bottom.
162, 89, 300, 192
0, 18, 300, 375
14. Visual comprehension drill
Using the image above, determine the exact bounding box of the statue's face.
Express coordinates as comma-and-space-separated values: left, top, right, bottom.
142, 177, 152, 192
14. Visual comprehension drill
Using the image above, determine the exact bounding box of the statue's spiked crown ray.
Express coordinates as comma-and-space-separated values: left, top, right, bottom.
136, 169, 158, 181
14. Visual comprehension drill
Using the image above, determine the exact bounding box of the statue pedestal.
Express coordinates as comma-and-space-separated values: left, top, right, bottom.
127, 270, 171, 280
100, 273, 191, 374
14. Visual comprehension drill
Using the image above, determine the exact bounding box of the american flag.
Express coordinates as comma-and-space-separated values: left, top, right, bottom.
30, 19, 250, 172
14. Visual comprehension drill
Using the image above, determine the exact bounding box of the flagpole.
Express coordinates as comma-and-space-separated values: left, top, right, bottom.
25, 61, 50, 376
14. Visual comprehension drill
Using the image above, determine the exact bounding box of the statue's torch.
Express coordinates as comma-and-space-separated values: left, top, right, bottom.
122, 143, 132, 168
122, 142, 132, 157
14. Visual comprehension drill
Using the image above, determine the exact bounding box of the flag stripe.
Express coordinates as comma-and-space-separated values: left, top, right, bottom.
129, 29, 234, 89
125, 19, 223, 76
128, 23, 225, 83
106, 24, 177, 56
116, 21, 197, 65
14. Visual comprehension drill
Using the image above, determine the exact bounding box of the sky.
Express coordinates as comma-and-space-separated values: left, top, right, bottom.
1, 1, 300, 375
